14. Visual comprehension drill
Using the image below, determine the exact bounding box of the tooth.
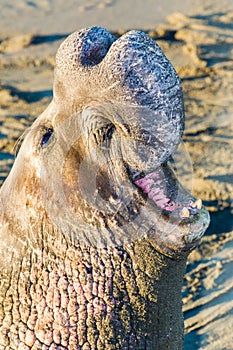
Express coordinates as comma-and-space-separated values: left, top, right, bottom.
196, 199, 202, 209
191, 199, 202, 210
180, 207, 190, 218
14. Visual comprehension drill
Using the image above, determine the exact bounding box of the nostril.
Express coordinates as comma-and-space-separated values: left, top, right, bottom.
80, 27, 116, 67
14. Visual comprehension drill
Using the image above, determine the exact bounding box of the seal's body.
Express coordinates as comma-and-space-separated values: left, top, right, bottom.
0, 27, 209, 349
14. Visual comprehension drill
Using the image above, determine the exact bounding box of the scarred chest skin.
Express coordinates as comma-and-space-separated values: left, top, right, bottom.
0, 230, 187, 350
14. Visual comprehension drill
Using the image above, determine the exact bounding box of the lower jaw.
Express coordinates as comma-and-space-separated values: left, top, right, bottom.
156, 207, 210, 255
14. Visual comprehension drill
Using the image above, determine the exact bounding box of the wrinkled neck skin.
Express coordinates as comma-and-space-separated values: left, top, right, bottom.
0, 218, 188, 350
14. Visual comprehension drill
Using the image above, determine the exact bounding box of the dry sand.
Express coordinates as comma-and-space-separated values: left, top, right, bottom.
0, 1, 233, 349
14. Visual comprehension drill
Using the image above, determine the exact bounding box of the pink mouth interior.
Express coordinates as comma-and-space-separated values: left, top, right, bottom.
134, 169, 179, 212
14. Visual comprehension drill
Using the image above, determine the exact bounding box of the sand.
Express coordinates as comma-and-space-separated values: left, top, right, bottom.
0, 1, 233, 349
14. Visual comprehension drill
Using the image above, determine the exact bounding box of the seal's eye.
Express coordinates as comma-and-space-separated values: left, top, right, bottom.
41, 128, 54, 147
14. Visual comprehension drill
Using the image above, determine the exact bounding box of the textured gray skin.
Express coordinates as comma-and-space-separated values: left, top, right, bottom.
0, 27, 210, 349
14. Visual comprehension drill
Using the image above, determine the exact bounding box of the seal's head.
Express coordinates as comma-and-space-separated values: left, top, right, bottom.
0, 27, 210, 257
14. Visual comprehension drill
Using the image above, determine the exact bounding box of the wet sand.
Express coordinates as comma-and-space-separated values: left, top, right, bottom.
1, 1, 233, 349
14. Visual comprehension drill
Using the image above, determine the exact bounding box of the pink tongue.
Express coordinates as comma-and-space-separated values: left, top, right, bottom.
134, 171, 179, 211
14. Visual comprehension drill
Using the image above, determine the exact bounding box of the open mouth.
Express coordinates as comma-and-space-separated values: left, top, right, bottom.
128, 160, 211, 254
132, 162, 203, 221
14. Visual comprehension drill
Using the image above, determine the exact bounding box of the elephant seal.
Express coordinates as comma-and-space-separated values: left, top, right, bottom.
0, 27, 209, 349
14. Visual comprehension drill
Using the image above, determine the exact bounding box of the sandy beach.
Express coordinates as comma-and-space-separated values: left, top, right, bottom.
1, 1, 233, 349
